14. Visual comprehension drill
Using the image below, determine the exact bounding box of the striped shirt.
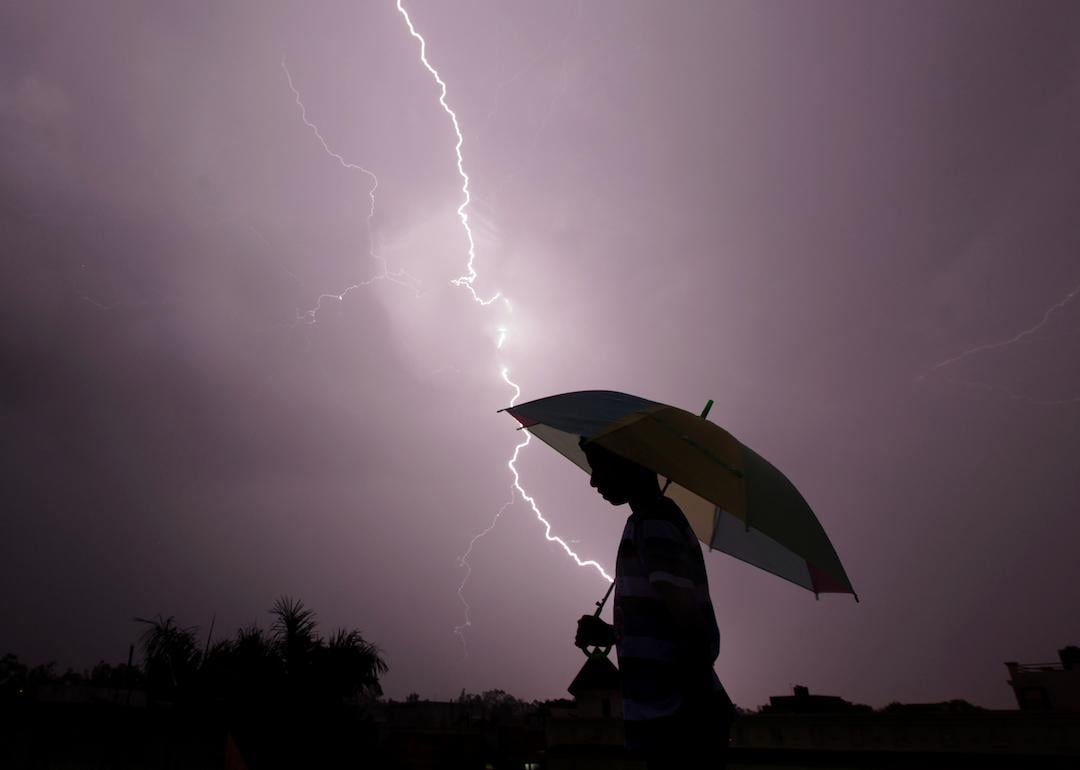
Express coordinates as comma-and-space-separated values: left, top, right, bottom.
614, 494, 720, 722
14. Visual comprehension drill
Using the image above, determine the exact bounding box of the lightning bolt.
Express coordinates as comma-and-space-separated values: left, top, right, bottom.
452, 497, 514, 654
281, 59, 422, 323
80, 296, 112, 311
394, 1, 499, 308
925, 282, 1080, 375
499, 368, 613, 584
452, 369, 614, 656
920, 281, 1080, 403
393, 0, 611, 657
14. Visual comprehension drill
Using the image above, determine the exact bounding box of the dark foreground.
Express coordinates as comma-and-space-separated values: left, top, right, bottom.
3, 698, 1080, 770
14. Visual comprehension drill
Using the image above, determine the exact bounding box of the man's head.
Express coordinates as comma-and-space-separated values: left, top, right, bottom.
579, 437, 660, 506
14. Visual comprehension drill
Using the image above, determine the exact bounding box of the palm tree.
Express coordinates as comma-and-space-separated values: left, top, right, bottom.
135, 615, 200, 700
270, 596, 318, 682
315, 629, 388, 700
268, 597, 387, 701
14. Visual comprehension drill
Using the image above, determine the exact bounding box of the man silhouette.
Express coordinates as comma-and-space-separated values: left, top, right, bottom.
575, 438, 733, 770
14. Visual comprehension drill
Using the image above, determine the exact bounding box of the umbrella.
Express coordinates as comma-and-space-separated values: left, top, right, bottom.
501, 390, 857, 600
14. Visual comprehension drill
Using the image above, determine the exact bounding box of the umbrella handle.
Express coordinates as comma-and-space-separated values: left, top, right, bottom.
579, 642, 613, 659
579, 580, 616, 658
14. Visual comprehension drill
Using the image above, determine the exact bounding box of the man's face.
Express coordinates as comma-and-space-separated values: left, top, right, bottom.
584, 448, 634, 506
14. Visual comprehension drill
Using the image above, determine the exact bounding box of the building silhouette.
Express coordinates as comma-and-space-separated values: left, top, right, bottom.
546, 654, 636, 769
1006, 646, 1080, 712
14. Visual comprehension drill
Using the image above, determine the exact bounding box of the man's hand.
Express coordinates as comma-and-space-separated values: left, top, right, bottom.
575, 614, 615, 649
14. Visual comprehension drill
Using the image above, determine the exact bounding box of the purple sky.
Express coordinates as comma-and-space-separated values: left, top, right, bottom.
3, 0, 1080, 709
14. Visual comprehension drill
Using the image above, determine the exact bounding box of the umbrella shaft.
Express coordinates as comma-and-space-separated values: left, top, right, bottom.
594, 580, 615, 616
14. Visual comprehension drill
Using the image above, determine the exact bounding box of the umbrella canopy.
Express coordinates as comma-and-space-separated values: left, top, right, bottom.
502, 390, 856, 599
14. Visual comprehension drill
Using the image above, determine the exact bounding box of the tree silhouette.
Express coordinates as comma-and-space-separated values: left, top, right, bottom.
5, 601, 389, 770
264, 596, 387, 703
125, 597, 388, 766
135, 615, 200, 701
314, 628, 388, 700
221, 623, 282, 705
270, 596, 317, 675
132, 597, 386, 712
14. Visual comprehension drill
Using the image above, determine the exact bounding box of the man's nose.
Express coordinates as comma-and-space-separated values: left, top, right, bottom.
590, 474, 598, 488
